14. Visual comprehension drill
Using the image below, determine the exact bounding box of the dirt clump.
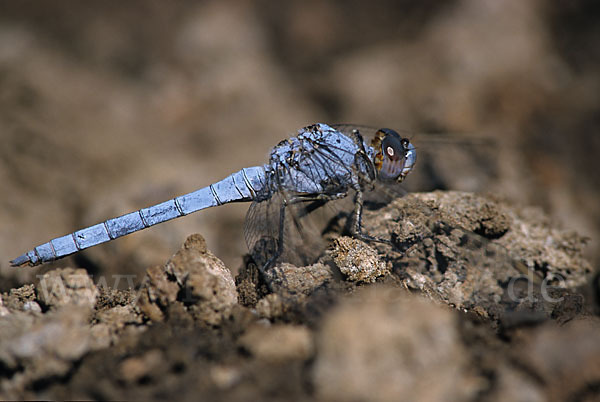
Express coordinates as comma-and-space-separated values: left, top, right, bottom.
137, 233, 237, 326
329, 237, 389, 283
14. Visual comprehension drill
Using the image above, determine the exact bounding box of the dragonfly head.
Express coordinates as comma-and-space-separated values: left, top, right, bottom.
372, 128, 417, 182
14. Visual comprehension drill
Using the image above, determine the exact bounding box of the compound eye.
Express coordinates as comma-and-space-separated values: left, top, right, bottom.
381, 135, 402, 161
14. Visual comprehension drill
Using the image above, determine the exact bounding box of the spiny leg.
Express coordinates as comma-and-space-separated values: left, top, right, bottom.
350, 186, 391, 245
345, 142, 384, 243
290, 191, 347, 219
349, 128, 365, 148
349, 130, 377, 185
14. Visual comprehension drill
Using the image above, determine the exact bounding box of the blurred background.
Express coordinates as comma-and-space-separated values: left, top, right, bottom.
1, 0, 598, 290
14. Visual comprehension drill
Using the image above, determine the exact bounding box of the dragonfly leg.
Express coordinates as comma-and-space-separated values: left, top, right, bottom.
288, 191, 347, 218
349, 128, 365, 148
351, 131, 378, 185
350, 187, 392, 245
289, 191, 347, 203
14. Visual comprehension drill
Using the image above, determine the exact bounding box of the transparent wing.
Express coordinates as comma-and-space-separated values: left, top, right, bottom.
244, 189, 349, 269
410, 133, 498, 193
244, 194, 281, 269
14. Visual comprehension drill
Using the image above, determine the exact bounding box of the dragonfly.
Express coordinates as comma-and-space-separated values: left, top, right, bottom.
10, 123, 417, 269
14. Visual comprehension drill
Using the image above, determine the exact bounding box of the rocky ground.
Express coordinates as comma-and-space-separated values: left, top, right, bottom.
1, 1, 599, 400
1, 191, 598, 401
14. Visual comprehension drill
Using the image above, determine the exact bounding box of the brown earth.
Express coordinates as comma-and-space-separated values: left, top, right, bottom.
1, 191, 598, 401
1, 1, 599, 400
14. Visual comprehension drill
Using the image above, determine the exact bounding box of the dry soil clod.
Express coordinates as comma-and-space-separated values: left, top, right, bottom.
137, 234, 238, 326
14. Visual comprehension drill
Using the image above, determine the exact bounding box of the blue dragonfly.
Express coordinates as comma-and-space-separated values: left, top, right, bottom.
10, 123, 417, 269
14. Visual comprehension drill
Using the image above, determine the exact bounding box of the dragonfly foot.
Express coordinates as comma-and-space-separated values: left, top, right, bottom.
352, 231, 392, 246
